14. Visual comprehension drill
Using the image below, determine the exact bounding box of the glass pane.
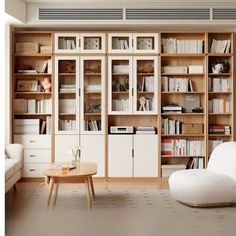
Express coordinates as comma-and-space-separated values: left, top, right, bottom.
84, 37, 101, 50
58, 37, 76, 50
112, 37, 129, 50
137, 37, 154, 50
58, 60, 77, 131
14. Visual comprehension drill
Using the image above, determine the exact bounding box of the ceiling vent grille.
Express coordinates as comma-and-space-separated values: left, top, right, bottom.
213, 8, 236, 20
126, 8, 210, 20
39, 8, 123, 20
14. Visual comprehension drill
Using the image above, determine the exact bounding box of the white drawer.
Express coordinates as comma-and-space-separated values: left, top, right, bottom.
23, 164, 49, 177
14, 135, 51, 149
24, 149, 51, 164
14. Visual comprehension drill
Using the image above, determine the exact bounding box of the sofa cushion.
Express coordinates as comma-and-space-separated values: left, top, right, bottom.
5, 159, 21, 181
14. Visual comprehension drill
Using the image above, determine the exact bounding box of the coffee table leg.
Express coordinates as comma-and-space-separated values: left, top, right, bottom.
89, 175, 95, 197
47, 177, 54, 209
53, 183, 59, 209
85, 178, 92, 209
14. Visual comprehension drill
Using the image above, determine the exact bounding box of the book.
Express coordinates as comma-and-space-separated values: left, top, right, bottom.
40, 120, 46, 134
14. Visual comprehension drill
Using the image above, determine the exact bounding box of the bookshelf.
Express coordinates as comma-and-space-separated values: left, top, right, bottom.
11, 30, 234, 181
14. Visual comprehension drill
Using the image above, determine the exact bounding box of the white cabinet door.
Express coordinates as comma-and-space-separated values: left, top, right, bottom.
108, 135, 133, 177
55, 135, 79, 163
80, 135, 105, 177
134, 135, 158, 177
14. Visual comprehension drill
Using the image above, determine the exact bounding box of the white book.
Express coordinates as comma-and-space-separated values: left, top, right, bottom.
14, 99, 27, 113
15, 119, 40, 126
27, 99, 36, 113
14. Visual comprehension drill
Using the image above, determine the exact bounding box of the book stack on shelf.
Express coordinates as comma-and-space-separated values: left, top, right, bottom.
60, 84, 76, 93
112, 99, 129, 111
112, 38, 129, 50
208, 140, 224, 153
161, 38, 203, 54
85, 85, 101, 92
162, 104, 183, 114
59, 119, 76, 131
186, 157, 204, 169
210, 39, 231, 53
58, 37, 76, 50
136, 126, 156, 135
209, 78, 230, 92
162, 65, 203, 74
208, 97, 230, 113
14, 99, 52, 114
162, 118, 181, 134
161, 139, 204, 156
84, 120, 101, 131
138, 76, 154, 92
162, 77, 193, 92
209, 124, 231, 135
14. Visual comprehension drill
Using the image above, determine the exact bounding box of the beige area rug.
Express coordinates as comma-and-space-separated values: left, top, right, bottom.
5, 183, 236, 236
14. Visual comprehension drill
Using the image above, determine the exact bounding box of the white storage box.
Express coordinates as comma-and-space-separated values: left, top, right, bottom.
113, 65, 129, 74
188, 65, 204, 74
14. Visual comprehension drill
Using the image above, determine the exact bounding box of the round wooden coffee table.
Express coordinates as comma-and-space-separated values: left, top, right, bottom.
44, 162, 97, 209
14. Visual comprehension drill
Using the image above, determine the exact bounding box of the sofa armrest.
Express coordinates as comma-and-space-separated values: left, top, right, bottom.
5, 144, 23, 163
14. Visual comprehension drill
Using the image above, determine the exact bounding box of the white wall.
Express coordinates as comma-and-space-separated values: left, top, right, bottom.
5, 0, 26, 23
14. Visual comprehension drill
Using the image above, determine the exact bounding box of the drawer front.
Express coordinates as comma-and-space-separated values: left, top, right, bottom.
24, 149, 51, 164
14, 135, 51, 149
23, 164, 48, 177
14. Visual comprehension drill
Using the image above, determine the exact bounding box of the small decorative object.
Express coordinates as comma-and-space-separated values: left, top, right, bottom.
211, 58, 228, 73
71, 146, 82, 166
41, 77, 51, 92
87, 104, 101, 113
17, 64, 32, 71
139, 96, 147, 111
192, 107, 203, 113
17, 80, 38, 92
60, 60, 76, 73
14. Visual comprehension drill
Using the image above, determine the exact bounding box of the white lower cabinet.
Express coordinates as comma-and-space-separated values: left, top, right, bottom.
108, 134, 158, 178
108, 135, 133, 177
80, 135, 105, 177
23, 164, 49, 177
55, 135, 79, 163
133, 135, 158, 177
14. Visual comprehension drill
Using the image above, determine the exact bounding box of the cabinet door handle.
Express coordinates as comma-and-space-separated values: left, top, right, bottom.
30, 155, 36, 157
29, 169, 36, 172
29, 140, 36, 143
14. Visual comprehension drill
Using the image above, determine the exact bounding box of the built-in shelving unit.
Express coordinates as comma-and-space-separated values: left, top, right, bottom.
11, 30, 234, 180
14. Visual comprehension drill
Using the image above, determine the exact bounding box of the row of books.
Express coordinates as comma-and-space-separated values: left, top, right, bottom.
186, 157, 204, 169
161, 139, 204, 156
161, 118, 181, 134
60, 84, 76, 93
136, 126, 156, 134
208, 78, 230, 92
161, 38, 204, 54
138, 97, 154, 111
14, 99, 52, 114
209, 124, 230, 135
208, 140, 224, 153
210, 39, 231, 53
138, 76, 154, 92
208, 97, 230, 113
112, 38, 129, 50
84, 120, 101, 131
18, 59, 52, 74
59, 99, 76, 114
161, 77, 193, 92
59, 38, 76, 50
112, 99, 129, 111
59, 119, 76, 131
162, 105, 183, 114
14, 118, 51, 135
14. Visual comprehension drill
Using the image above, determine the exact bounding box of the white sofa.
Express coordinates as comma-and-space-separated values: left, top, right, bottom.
5, 144, 23, 193
169, 141, 236, 207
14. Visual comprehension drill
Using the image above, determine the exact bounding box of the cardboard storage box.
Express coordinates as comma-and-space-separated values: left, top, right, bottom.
182, 123, 203, 134
15, 42, 39, 54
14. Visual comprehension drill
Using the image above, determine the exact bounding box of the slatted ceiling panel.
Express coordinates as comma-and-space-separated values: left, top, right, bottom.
126, 8, 210, 20
38, 8, 123, 20
213, 8, 236, 20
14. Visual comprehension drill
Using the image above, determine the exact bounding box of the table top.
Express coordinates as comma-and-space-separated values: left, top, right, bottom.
44, 162, 97, 178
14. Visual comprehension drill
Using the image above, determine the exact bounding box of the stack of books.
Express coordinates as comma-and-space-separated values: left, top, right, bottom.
209, 124, 231, 135
60, 84, 76, 93
210, 39, 231, 53
112, 99, 129, 111
14, 119, 40, 135
112, 38, 129, 50
84, 120, 101, 131
59, 119, 76, 131
161, 139, 204, 156
208, 97, 230, 113
208, 140, 224, 153
138, 76, 154, 92
162, 104, 183, 113
162, 118, 181, 134
209, 78, 230, 92
162, 38, 203, 54
136, 126, 156, 134
162, 76, 193, 92
84, 85, 101, 92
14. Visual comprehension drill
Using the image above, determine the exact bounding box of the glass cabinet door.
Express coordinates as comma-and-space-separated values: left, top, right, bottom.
108, 56, 133, 114
108, 33, 133, 53
133, 57, 158, 114
80, 56, 105, 134
55, 57, 79, 134
80, 33, 105, 53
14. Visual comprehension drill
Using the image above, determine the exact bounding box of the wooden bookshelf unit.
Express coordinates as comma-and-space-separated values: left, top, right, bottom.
11, 30, 234, 180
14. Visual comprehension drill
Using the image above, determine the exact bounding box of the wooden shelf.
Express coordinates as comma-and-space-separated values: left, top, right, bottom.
59, 92, 76, 94
137, 73, 154, 76
208, 134, 231, 137
59, 73, 76, 76
161, 134, 204, 137
84, 113, 101, 116
208, 73, 231, 76
161, 53, 205, 57
84, 91, 101, 94
14, 73, 52, 76
208, 53, 233, 57
112, 73, 129, 76
208, 113, 232, 115
161, 73, 205, 76
208, 91, 231, 94
84, 73, 101, 76
161, 113, 204, 116
59, 113, 76, 116
112, 91, 129, 94
15, 92, 51, 95
137, 91, 154, 94
14, 113, 51, 116
14, 53, 52, 57
161, 91, 204, 94
161, 155, 205, 158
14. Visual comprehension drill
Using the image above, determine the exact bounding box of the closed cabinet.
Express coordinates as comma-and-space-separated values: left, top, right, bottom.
108, 135, 158, 178
55, 135, 79, 163
108, 135, 133, 177
24, 149, 51, 164
80, 135, 105, 177
133, 135, 158, 177
23, 164, 49, 178
55, 33, 80, 53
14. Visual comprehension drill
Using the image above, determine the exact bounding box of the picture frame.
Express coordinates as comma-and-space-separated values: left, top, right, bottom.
17, 80, 38, 92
